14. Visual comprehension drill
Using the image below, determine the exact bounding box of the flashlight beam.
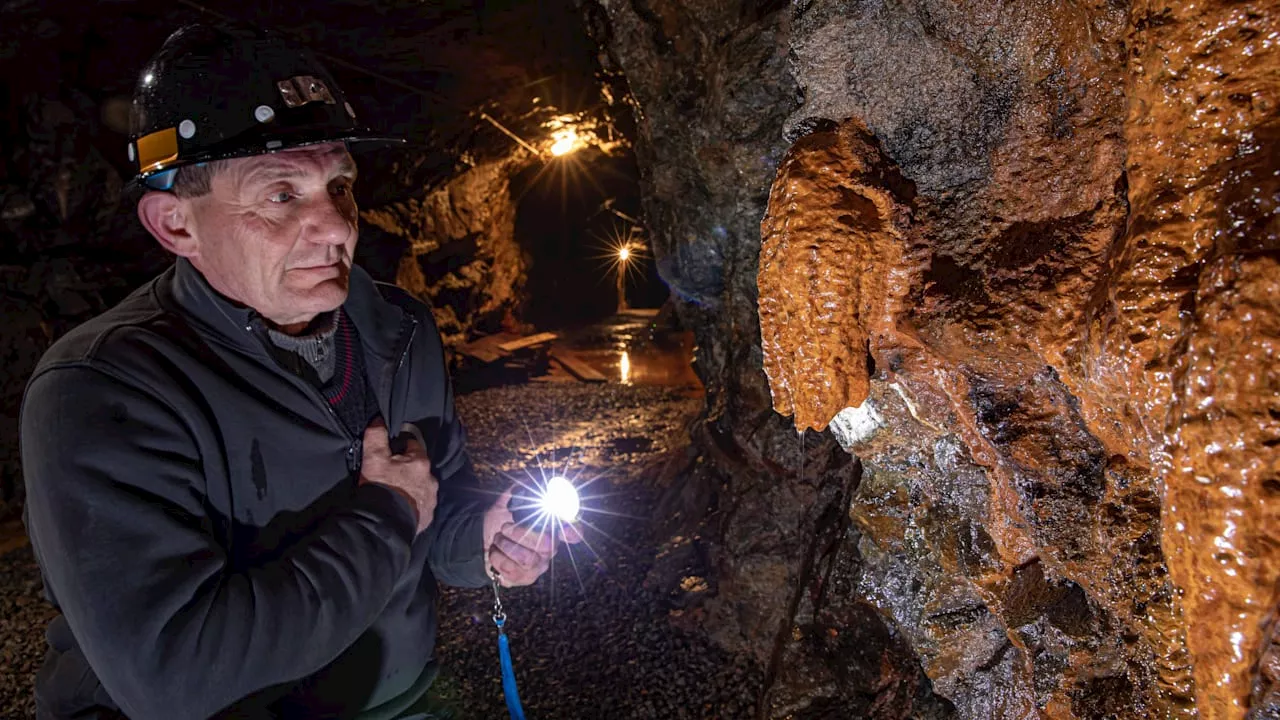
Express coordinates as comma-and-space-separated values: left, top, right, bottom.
561, 526, 588, 594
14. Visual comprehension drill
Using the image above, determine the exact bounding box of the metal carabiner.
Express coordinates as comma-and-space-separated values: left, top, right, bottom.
490, 568, 507, 626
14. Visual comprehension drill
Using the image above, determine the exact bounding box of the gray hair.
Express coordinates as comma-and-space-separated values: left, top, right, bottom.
170, 160, 228, 198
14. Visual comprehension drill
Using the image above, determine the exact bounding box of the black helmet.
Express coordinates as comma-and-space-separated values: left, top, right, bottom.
128, 24, 402, 189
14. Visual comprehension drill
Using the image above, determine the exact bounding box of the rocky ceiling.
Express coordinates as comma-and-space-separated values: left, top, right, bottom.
4, 0, 1279, 718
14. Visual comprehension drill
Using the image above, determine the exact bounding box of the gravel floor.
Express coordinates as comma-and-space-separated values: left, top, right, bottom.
0, 545, 56, 719
438, 384, 763, 719
0, 382, 763, 718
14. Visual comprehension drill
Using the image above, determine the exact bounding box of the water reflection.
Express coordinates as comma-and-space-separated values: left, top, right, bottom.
555, 313, 701, 392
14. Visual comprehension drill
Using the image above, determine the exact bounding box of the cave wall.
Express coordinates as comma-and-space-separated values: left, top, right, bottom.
596, 0, 1278, 717
361, 156, 529, 347
1120, 3, 1279, 714
0, 2, 177, 514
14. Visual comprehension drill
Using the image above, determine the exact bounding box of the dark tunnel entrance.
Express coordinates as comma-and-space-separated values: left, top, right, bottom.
511, 146, 667, 330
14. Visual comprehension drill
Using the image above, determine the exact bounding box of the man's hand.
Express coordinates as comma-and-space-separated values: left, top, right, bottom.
359, 419, 437, 535
483, 487, 582, 587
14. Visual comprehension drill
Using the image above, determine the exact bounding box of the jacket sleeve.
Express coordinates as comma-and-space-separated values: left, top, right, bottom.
21, 363, 419, 720
412, 315, 492, 589
419, 389, 492, 589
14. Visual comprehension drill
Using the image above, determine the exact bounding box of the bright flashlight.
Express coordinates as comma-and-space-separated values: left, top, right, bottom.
618, 247, 631, 261
541, 476, 581, 523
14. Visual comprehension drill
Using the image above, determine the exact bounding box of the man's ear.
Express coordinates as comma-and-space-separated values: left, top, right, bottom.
137, 191, 199, 257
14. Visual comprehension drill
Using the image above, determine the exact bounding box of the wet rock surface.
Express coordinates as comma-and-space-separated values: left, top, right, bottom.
599, 0, 1279, 717
1120, 3, 1280, 715
757, 120, 912, 432
362, 158, 529, 347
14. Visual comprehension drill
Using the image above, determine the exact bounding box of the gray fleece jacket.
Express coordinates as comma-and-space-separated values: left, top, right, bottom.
21, 259, 491, 719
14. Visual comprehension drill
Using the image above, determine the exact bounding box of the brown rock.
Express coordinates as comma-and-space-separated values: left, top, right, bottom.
1110, 2, 1280, 716
607, 0, 1277, 717
746, 0, 1279, 716
361, 158, 529, 346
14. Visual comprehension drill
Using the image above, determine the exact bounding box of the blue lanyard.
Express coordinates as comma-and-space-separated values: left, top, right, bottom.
491, 574, 527, 720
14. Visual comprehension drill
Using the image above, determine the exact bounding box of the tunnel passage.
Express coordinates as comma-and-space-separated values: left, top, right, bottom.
511, 145, 666, 330
3, 0, 1279, 719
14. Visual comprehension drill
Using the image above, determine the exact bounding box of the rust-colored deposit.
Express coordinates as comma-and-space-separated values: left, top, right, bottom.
1118, 1, 1280, 715
757, 120, 914, 432
756, 0, 1279, 717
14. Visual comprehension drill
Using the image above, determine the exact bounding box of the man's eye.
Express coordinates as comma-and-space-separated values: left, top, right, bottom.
268, 191, 294, 204
331, 182, 352, 196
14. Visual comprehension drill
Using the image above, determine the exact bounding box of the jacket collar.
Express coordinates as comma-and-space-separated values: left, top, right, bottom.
166, 257, 406, 362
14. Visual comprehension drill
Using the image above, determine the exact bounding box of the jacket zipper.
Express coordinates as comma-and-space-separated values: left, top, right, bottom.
383, 315, 418, 433
244, 312, 417, 473
243, 316, 359, 470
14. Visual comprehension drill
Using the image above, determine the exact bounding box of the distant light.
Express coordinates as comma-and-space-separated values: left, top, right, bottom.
620, 351, 631, 385
550, 128, 580, 156
542, 476, 580, 522
618, 247, 631, 261
143, 73, 154, 86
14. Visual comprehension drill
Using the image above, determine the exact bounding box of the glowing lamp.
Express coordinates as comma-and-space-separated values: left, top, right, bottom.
540, 476, 581, 523
549, 128, 580, 157
618, 247, 631, 261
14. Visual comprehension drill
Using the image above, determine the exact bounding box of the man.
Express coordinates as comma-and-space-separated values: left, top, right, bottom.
20, 24, 566, 719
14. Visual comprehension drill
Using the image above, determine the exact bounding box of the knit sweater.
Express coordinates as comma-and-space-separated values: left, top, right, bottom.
266, 310, 377, 439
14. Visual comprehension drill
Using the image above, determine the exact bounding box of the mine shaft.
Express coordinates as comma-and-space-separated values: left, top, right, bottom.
0, 1, 1277, 719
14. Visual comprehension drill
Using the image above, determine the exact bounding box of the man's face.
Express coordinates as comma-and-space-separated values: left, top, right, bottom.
183, 143, 359, 329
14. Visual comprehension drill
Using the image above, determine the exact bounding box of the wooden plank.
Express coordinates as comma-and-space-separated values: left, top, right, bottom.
551, 349, 608, 382
458, 333, 518, 363
618, 308, 660, 318
497, 332, 558, 353
457, 344, 503, 363
457, 345, 503, 363
531, 364, 577, 383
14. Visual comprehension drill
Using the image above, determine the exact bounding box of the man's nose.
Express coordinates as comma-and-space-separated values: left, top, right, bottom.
304, 192, 354, 246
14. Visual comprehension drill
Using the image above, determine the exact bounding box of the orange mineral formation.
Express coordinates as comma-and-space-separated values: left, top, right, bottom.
757, 120, 913, 432
1120, 1, 1280, 715
756, 1, 1278, 715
